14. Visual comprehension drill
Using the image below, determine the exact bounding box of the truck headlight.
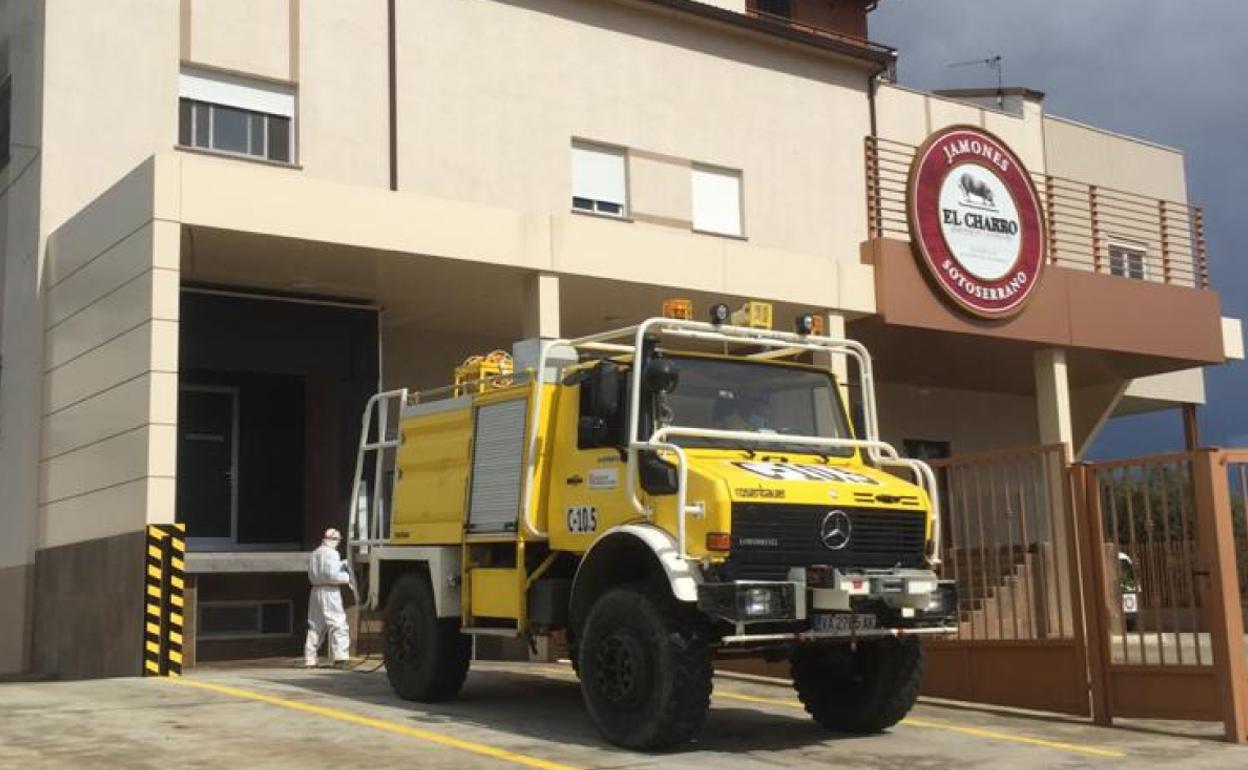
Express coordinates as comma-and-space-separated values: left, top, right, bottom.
698, 582, 796, 622
908, 579, 936, 595
926, 581, 959, 618
740, 587, 774, 618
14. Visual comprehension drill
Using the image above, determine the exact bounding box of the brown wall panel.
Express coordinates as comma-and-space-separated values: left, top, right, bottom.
32, 531, 146, 679
0, 564, 34, 673
921, 640, 1091, 716
1067, 276, 1224, 362
1108, 667, 1221, 721
867, 238, 1224, 366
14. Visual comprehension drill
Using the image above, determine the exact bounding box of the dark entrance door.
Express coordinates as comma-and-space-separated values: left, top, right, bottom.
177, 387, 237, 543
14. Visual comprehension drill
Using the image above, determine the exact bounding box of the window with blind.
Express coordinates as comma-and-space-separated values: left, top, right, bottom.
571, 141, 628, 217
178, 69, 295, 164
692, 164, 743, 237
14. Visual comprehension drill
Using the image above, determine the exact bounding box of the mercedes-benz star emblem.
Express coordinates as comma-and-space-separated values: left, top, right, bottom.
820, 510, 852, 551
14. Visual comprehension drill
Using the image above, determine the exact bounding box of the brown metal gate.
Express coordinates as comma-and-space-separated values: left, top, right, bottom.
922, 445, 1092, 716
1078, 451, 1248, 739
923, 447, 1248, 741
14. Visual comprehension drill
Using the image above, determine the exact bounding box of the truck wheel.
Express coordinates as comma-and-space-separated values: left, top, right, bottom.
790, 637, 923, 733
577, 585, 712, 749
384, 573, 471, 702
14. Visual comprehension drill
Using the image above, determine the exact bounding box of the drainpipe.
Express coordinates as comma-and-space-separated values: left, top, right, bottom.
866, 54, 894, 237
387, 0, 398, 191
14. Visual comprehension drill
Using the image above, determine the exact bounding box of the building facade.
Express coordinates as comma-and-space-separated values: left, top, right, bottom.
0, 0, 1239, 676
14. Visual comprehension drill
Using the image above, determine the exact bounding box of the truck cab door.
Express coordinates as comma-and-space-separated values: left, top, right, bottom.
548, 364, 628, 552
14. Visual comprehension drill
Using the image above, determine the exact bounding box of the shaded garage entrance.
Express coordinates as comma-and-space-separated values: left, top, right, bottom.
178, 288, 378, 660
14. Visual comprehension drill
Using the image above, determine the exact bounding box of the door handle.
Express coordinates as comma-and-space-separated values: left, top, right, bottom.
566, 475, 584, 486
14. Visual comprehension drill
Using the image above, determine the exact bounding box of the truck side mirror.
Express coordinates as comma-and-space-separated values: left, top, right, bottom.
643, 358, 679, 394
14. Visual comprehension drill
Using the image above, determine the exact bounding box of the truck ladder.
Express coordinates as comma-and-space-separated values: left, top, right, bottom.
346, 388, 408, 567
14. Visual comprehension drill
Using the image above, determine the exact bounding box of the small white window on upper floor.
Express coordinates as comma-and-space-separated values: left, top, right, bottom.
692, 164, 743, 237
1108, 242, 1147, 281
571, 141, 628, 217
178, 69, 295, 164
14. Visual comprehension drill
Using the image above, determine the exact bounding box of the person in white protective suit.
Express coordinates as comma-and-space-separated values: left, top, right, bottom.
304, 528, 352, 668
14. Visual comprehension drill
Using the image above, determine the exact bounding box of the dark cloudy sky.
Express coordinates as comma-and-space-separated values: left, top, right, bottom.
870, 0, 1248, 457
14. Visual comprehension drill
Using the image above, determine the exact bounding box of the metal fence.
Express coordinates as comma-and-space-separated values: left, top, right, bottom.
921, 447, 1248, 737
1225, 460, 1248, 622
1087, 455, 1209, 666
928, 445, 1073, 641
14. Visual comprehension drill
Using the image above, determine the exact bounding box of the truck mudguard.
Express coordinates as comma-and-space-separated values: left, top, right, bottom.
570, 523, 701, 631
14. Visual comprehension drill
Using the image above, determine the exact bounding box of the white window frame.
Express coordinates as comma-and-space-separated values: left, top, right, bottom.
1107, 240, 1148, 281
178, 68, 296, 163
691, 163, 744, 238
571, 140, 629, 218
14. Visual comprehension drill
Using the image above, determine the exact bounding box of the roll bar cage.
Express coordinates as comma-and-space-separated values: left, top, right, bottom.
523, 317, 941, 564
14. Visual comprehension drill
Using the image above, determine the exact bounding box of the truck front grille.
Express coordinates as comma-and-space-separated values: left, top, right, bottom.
724, 503, 927, 581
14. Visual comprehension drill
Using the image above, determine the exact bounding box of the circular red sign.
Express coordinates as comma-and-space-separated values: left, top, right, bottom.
907, 125, 1047, 319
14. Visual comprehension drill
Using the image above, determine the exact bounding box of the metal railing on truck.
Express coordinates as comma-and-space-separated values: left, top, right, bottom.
525, 317, 942, 563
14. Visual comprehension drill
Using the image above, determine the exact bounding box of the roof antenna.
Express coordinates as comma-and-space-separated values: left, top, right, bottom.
947, 54, 1004, 108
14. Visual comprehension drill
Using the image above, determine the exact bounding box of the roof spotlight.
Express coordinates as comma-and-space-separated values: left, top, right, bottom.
709, 303, 730, 325
795, 314, 815, 336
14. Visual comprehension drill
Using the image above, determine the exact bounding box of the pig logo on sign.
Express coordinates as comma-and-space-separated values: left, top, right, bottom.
959, 172, 995, 207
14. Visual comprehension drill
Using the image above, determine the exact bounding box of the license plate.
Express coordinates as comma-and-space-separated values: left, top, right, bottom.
812, 613, 878, 634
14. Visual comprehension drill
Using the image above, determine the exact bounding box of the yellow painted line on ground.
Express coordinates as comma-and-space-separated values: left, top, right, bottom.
531, 664, 1123, 759
902, 717, 1125, 759
710, 690, 1125, 759
168, 677, 581, 770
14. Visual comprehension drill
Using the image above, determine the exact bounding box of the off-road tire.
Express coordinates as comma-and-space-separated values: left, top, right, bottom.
577, 585, 712, 750
383, 573, 471, 702
790, 637, 923, 733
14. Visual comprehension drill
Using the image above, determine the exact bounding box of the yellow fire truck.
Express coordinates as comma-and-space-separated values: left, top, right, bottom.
347, 302, 956, 749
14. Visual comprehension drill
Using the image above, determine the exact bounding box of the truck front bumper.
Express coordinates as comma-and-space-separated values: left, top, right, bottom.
696, 568, 958, 644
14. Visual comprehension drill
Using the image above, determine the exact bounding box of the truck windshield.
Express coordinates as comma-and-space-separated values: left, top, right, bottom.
659, 356, 854, 456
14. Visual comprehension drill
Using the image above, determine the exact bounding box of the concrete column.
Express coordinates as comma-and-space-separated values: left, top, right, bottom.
522, 272, 560, 339
1034, 348, 1075, 634
1034, 348, 1073, 459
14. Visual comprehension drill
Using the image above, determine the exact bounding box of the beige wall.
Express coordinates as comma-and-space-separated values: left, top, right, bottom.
1043, 116, 1187, 203
41, 160, 180, 549
169, 151, 877, 314
1121, 367, 1206, 406
186, 0, 293, 83
296, 0, 389, 187
876, 382, 1040, 455
396, 0, 874, 260
40, 0, 178, 237
874, 83, 1048, 174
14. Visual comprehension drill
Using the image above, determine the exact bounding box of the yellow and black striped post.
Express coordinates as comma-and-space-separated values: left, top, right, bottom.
144, 524, 186, 677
